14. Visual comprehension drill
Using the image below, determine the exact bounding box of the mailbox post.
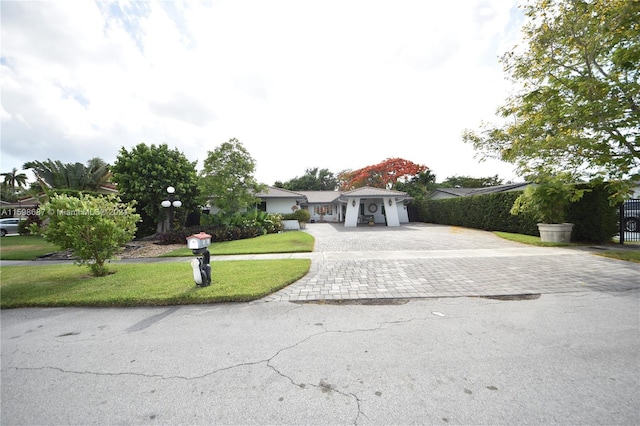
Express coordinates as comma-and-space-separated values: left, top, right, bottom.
186, 232, 212, 287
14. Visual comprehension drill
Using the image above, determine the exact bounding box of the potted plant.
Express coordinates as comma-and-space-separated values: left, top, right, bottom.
368, 216, 375, 226
510, 174, 588, 243
293, 208, 310, 229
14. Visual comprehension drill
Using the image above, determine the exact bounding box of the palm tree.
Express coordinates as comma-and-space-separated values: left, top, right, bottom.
1, 168, 28, 193
23, 158, 110, 191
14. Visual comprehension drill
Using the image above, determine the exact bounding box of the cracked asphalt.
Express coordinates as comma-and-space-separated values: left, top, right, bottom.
2, 223, 639, 425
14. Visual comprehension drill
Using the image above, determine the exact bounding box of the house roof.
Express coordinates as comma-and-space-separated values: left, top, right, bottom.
255, 187, 305, 199
341, 186, 408, 198
256, 186, 412, 204
297, 191, 342, 204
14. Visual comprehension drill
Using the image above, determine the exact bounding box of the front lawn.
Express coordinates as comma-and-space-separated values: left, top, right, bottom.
494, 231, 575, 247
0, 259, 311, 308
494, 231, 640, 263
0, 235, 61, 260
162, 231, 315, 257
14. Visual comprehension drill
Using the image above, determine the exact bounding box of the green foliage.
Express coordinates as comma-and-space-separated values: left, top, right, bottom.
18, 207, 42, 235
1, 167, 28, 194
567, 183, 619, 243
423, 181, 619, 242
510, 174, 588, 224
111, 143, 199, 236
279, 167, 338, 190
199, 138, 264, 214
424, 192, 541, 236
30, 193, 140, 276
463, 0, 640, 184
23, 158, 110, 191
293, 208, 311, 223
158, 224, 263, 245
438, 175, 503, 189
201, 210, 283, 234
395, 170, 437, 199
161, 210, 284, 245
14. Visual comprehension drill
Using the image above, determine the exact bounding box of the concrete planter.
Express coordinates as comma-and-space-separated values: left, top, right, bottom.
537, 223, 573, 243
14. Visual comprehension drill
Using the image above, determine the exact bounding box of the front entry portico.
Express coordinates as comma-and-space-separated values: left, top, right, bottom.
341, 186, 410, 227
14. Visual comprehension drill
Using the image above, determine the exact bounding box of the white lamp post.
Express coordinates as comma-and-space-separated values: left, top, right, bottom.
161, 186, 182, 231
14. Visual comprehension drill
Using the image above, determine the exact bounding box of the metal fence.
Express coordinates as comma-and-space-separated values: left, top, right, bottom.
619, 199, 640, 244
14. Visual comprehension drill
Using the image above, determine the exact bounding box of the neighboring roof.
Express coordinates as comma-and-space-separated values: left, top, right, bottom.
255, 186, 305, 199
429, 188, 476, 197
297, 191, 342, 204
429, 182, 532, 199
466, 182, 532, 196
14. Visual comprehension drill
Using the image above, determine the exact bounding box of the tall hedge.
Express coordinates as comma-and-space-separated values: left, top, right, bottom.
423, 183, 618, 243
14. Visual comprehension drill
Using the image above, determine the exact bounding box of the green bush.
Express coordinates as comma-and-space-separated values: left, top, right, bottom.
424, 192, 539, 235
567, 183, 618, 243
158, 224, 263, 245
200, 210, 283, 234
30, 194, 140, 276
422, 183, 619, 242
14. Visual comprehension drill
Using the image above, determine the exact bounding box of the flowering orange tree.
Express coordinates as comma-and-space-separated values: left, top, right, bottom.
338, 158, 428, 190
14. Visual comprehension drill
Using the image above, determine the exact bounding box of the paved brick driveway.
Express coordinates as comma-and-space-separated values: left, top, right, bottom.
263, 223, 640, 302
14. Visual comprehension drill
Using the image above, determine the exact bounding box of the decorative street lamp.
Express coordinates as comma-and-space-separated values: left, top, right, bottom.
161, 186, 182, 231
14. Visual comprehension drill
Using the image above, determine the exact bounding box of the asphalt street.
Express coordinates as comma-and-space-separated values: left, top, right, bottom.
1, 223, 639, 425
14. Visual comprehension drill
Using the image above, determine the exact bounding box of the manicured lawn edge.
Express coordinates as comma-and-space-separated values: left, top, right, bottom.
494, 231, 640, 263
0, 259, 311, 309
494, 231, 576, 247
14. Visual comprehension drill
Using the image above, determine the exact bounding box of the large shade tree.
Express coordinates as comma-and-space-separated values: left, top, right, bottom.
199, 138, 264, 214
111, 143, 199, 235
338, 158, 428, 190
276, 167, 338, 191
463, 0, 639, 195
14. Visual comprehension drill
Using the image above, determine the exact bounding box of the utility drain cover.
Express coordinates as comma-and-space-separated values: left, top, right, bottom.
478, 293, 541, 301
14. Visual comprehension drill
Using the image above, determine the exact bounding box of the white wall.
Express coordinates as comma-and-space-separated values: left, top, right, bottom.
398, 203, 409, 223
267, 199, 299, 214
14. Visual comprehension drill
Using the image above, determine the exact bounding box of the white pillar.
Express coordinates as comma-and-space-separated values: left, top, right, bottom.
384, 197, 400, 226
344, 197, 360, 227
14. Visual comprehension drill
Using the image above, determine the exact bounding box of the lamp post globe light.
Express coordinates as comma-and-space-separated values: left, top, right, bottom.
161, 186, 182, 231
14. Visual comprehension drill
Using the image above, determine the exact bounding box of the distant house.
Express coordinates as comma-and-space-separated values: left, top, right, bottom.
428, 182, 532, 200
254, 186, 413, 227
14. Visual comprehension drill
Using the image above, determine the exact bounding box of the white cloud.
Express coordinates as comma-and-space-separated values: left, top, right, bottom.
1, 0, 525, 186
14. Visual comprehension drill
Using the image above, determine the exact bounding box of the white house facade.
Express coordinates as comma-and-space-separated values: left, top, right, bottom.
255, 186, 412, 227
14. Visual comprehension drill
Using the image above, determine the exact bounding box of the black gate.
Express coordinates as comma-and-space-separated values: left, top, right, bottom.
619, 199, 640, 244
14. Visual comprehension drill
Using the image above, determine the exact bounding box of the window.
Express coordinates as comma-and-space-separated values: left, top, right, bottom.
258, 201, 267, 212
313, 205, 333, 216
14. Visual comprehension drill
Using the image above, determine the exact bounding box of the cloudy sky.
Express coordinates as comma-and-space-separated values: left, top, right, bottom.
1, 0, 525, 186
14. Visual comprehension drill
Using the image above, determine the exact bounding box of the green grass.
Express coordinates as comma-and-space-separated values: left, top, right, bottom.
162, 231, 316, 257
594, 251, 640, 263
0, 235, 61, 260
494, 231, 576, 247
0, 259, 311, 308
495, 231, 640, 263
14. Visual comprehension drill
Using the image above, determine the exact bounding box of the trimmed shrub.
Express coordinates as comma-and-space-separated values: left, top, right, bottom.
424, 192, 538, 235
567, 183, 618, 243
157, 224, 264, 245
422, 183, 619, 242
